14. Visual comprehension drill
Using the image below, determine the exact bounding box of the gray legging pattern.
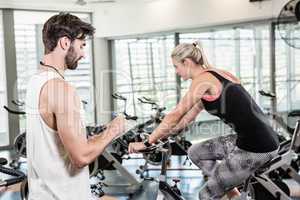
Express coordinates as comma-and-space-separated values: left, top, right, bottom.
187, 134, 278, 200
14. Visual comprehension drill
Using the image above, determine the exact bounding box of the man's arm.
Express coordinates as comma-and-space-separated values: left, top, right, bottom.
45, 79, 125, 169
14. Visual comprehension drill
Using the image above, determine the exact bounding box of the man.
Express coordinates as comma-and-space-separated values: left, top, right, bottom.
25, 12, 125, 200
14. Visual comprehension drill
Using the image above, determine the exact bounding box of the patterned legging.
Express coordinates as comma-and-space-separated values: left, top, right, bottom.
188, 134, 278, 200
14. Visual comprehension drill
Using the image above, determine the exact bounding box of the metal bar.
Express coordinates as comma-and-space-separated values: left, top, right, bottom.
270, 22, 277, 115
102, 150, 140, 185
149, 42, 157, 96
127, 43, 137, 115
3, 9, 19, 148
234, 28, 241, 79
254, 27, 263, 103
174, 33, 181, 103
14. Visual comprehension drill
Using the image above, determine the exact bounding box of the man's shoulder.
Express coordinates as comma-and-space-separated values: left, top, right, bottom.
41, 79, 78, 113
44, 78, 75, 93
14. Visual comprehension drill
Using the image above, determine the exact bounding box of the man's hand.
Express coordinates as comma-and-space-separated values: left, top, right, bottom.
108, 115, 126, 139
128, 142, 146, 154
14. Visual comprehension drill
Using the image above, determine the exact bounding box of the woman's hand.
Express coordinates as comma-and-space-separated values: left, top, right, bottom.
128, 142, 146, 154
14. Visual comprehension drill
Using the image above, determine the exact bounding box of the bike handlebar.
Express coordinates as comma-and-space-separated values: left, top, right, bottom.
3, 106, 26, 115
112, 93, 127, 101
258, 90, 276, 98
288, 110, 300, 117
123, 112, 138, 120
0, 158, 7, 166
138, 97, 156, 105
137, 139, 169, 153
0, 158, 26, 187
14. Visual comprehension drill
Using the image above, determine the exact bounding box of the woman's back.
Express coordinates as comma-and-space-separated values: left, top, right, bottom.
197, 70, 279, 153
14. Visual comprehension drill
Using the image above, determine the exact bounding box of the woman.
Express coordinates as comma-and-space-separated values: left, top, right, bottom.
0, 187, 6, 193
128, 42, 279, 200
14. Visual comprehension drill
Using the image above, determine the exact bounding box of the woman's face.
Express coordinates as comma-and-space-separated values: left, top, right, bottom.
172, 58, 190, 80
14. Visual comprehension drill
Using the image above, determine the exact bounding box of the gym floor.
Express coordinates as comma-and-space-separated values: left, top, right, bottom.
1, 152, 300, 200
1, 128, 298, 199
0, 152, 204, 200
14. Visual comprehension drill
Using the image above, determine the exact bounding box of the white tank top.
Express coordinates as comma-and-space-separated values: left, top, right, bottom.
25, 71, 91, 200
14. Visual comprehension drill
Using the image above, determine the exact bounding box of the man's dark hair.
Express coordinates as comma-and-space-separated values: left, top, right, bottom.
42, 12, 95, 54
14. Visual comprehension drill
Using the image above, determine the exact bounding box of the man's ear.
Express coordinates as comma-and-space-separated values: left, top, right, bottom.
59, 36, 71, 51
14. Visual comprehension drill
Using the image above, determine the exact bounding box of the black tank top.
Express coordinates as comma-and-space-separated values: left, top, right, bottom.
201, 71, 279, 153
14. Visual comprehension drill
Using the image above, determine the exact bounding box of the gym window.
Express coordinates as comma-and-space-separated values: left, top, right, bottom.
113, 36, 177, 121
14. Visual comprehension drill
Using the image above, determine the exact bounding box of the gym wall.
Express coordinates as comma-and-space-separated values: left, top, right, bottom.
92, 0, 288, 38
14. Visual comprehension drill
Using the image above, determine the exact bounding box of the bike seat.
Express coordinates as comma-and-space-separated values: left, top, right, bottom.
255, 156, 282, 175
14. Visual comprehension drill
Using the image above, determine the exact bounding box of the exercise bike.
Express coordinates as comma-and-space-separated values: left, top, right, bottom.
113, 96, 192, 169
3, 103, 27, 169
138, 137, 186, 200
259, 89, 300, 175
258, 89, 300, 138
87, 93, 144, 197
237, 119, 300, 200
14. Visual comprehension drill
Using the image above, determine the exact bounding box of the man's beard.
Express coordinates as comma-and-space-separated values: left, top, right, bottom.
65, 46, 80, 70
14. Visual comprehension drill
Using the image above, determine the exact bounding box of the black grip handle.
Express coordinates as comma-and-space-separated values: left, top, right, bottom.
158, 107, 166, 112
3, 106, 26, 115
137, 98, 145, 103
138, 97, 156, 105
112, 93, 127, 101
138, 146, 157, 153
0, 166, 25, 177
138, 139, 169, 153
0, 158, 7, 165
81, 100, 88, 105
288, 110, 300, 117
258, 90, 276, 98
0, 166, 26, 186
5, 177, 25, 186
142, 97, 153, 102
125, 115, 138, 121
124, 112, 138, 121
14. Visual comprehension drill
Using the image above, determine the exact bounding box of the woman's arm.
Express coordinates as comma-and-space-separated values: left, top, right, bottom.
0, 187, 7, 193
169, 101, 203, 134
148, 80, 209, 144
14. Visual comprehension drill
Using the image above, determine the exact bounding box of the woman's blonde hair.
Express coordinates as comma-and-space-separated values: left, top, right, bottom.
171, 41, 212, 69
